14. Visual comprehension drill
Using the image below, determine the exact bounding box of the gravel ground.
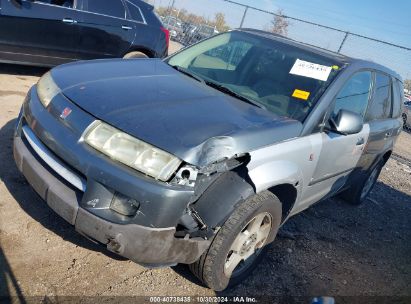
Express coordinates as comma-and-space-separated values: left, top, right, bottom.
0, 43, 410, 302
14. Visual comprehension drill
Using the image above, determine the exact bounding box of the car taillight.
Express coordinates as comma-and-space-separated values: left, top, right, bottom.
161, 27, 170, 48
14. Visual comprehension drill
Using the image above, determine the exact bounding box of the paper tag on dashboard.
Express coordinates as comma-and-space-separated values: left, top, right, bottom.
290, 59, 332, 81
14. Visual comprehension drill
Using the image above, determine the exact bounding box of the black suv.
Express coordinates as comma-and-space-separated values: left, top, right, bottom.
0, 0, 169, 66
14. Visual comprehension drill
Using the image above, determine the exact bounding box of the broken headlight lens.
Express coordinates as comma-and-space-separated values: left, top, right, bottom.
84, 121, 182, 181
37, 71, 61, 107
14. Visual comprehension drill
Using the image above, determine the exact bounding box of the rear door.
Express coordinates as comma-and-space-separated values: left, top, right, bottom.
76, 0, 134, 59
0, 0, 80, 65
406, 101, 411, 126
359, 72, 398, 170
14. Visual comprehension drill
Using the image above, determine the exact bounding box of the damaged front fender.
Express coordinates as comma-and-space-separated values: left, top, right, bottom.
195, 136, 238, 167
187, 167, 255, 233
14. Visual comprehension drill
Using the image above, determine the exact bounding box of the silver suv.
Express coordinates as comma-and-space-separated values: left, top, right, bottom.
14, 29, 403, 291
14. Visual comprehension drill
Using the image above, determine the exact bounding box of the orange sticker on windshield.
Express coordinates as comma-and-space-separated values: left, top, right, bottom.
292, 89, 310, 100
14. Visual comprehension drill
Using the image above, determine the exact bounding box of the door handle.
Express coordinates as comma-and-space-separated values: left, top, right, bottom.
356, 137, 365, 145
122, 25, 133, 30
384, 132, 392, 138
62, 18, 77, 24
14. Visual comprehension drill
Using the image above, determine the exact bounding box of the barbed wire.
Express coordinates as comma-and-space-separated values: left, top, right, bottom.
220, 0, 411, 51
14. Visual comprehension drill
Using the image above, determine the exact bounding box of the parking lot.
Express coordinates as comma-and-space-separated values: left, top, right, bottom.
0, 41, 410, 300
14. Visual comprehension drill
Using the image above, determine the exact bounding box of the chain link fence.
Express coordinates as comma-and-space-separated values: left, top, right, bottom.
150, 0, 411, 81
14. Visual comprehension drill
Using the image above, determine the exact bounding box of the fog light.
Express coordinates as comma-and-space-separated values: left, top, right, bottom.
110, 193, 140, 216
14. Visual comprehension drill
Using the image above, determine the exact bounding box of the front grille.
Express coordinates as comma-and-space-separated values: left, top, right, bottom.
21, 125, 87, 192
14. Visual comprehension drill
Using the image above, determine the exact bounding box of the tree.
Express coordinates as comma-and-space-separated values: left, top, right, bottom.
155, 6, 230, 32
213, 13, 230, 32
156, 6, 168, 17
270, 9, 289, 36
404, 79, 411, 92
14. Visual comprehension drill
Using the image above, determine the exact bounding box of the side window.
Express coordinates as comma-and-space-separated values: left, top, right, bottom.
191, 40, 253, 70
332, 71, 372, 118
36, 0, 74, 7
391, 78, 403, 118
366, 73, 392, 121
86, 0, 125, 18
125, 1, 144, 23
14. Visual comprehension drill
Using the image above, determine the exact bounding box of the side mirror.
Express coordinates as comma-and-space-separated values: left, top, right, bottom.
327, 109, 363, 135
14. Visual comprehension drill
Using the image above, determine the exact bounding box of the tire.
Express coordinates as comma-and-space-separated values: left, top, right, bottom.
189, 191, 282, 291
403, 114, 408, 129
123, 51, 149, 59
340, 161, 383, 205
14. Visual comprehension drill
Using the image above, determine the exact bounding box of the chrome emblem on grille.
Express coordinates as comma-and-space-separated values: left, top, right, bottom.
60, 107, 72, 120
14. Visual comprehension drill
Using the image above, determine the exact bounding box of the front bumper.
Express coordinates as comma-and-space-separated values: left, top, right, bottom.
12, 88, 210, 266
14, 135, 209, 266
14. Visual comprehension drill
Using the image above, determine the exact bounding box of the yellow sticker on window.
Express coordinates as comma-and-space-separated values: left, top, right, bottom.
292, 89, 310, 100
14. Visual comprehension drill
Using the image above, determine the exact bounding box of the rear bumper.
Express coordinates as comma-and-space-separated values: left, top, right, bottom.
13, 136, 209, 266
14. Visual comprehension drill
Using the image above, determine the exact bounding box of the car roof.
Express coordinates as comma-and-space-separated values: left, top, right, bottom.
237, 28, 402, 82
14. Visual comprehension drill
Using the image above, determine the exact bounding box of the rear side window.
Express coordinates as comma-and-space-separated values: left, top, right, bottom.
125, 1, 144, 23
392, 78, 403, 118
86, 0, 125, 18
332, 71, 372, 118
366, 73, 392, 120
37, 0, 74, 8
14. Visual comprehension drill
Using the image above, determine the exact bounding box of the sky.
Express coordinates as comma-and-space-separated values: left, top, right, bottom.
148, 0, 411, 78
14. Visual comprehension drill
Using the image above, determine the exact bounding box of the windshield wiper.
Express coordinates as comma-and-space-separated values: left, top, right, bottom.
171, 65, 265, 109
205, 81, 266, 109
171, 65, 205, 84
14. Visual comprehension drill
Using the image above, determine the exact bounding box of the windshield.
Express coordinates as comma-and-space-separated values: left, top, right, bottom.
167, 31, 343, 122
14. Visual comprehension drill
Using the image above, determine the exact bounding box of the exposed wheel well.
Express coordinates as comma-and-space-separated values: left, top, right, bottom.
268, 184, 297, 223
382, 150, 392, 165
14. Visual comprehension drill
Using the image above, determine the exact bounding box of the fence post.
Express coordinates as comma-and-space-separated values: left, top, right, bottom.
240, 6, 249, 28
338, 32, 349, 53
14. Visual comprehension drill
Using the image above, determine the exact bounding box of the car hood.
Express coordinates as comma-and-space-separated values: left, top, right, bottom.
52, 59, 302, 167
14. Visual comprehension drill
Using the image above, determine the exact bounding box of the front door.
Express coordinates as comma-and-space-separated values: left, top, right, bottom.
300, 71, 373, 207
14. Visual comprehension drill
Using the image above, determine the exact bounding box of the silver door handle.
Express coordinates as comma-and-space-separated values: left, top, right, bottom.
62, 18, 77, 24
122, 25, 132, 30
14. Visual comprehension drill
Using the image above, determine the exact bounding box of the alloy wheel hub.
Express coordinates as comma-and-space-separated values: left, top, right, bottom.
224, 212, 273, 278
240, 234, 257, 255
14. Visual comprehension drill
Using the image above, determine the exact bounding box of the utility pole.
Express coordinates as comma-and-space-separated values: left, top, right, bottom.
168, 0, 176, 17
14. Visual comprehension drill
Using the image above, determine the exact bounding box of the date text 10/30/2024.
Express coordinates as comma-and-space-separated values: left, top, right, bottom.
149, 296, 258, 303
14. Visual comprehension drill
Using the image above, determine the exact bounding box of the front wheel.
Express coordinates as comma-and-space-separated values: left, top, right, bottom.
189, 191, 282, 291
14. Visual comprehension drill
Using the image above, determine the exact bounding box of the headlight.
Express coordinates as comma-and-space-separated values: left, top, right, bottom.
37, 71, 61, 107
84, 121, 182, 181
